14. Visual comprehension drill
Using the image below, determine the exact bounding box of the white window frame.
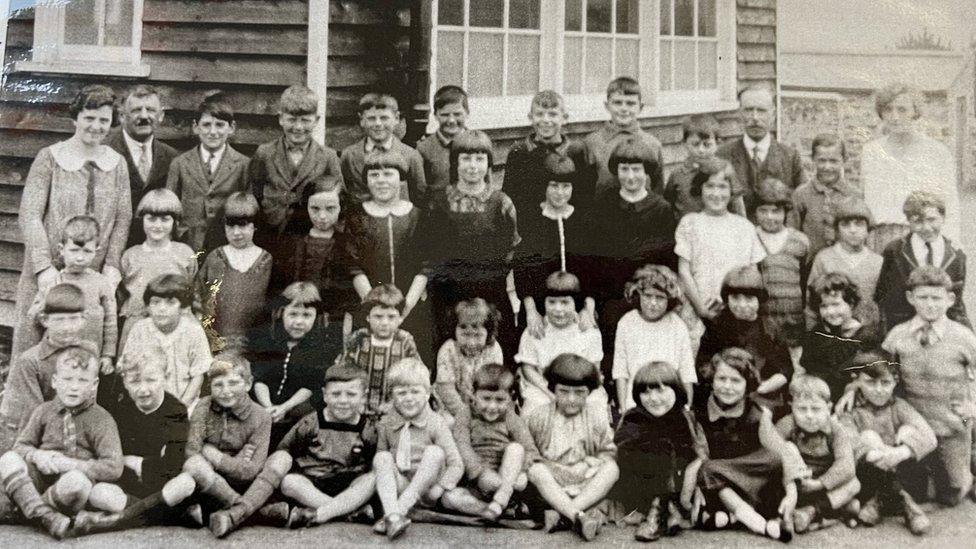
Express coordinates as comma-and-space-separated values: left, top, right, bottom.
16, 0, 149, 77
429, 0, 738, 130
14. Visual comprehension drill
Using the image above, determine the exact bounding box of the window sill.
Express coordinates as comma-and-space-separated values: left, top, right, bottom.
14, 60, 151, 78
461, 94, 739, 131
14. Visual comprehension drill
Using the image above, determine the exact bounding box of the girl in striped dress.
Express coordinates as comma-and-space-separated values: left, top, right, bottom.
753, 178, 810, 363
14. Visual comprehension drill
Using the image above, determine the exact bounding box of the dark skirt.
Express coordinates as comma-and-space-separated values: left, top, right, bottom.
699, 448, 785, 516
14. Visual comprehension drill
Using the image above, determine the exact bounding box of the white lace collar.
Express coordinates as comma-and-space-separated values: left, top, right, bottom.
50, 140, 121, 172
363, 200, 413, 217
541, 203, 574, 220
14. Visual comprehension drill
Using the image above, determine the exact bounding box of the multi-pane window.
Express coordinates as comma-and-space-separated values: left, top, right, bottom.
562, 0, 641, 95
431, 0, 736, 128
659, 0, 718, 91
18, 0, 146, 75
435, 0, 544, 98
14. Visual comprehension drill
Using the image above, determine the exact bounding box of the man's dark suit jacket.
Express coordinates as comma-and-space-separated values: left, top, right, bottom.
106, 128, 179, 247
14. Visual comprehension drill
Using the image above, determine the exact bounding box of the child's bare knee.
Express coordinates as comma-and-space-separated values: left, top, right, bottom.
57, 470, 92, 498
267, 451, 292, 475
373, 451, 394, 468
422, 445, 445, 465
182, 454, 214, 484
90, 483, 127, 513
527, 462, 548, 483
0, 451, 25, 474
504, 442, 525, 459
599, 460, 620, 481
280, 474, 302, 498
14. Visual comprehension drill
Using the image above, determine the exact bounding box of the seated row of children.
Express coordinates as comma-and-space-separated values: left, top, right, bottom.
1, 251, 971, 543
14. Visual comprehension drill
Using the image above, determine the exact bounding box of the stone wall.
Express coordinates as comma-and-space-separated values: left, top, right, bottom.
780, 89, 950, 188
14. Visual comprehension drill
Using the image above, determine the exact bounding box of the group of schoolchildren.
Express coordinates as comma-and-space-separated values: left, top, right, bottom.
0, 73, 973, 545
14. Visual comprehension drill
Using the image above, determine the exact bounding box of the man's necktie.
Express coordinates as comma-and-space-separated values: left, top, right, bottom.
137, 142, 152, 181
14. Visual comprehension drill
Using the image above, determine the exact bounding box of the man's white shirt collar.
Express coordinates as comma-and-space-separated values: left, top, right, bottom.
743, 133, 771, 163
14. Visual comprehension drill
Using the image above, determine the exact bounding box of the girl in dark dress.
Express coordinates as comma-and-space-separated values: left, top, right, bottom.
346, 150, 432, 361
695, 266, 793, 417
695, 347, 806, 542
799, 272, 880, 402
612, 362, 707, 542
513, 153, 596, 337
248, 281, 343, 447
424, 130, 519, 354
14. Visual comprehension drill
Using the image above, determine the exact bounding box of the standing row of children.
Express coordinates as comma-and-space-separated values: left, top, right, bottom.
0, 75, 973, 544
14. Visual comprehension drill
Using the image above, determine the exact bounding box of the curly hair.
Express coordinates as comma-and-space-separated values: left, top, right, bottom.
453, 297, 499, 346
702, 347, 760, 395
624, 264, 683, 312
808, 272, 861, 312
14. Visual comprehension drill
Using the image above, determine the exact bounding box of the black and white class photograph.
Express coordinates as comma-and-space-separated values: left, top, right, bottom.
0, 0, 974, 547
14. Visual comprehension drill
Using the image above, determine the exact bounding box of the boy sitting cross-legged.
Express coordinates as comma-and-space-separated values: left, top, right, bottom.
0, 344, 125, 539
372, 357, 464, 539
837, 349, 937, 535
526, 353, 619, 541
279, 359, 379, 528
441, 363, 540, 521
775, 375, 860, 533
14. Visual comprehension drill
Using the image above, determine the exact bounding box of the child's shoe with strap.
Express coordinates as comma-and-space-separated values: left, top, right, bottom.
287, 507, 318, 529
792, 505, 818, 534
634, 497, 664, 542
574, 510, 601, 541
385, 513, 411, 540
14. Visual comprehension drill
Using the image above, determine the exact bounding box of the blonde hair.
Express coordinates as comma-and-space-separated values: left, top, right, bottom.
387, 357, 430, 390
789, 374, 832, 403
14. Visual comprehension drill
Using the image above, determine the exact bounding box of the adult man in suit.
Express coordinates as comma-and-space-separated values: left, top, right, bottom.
106, 84, 179, 247
718, 86, 804, 221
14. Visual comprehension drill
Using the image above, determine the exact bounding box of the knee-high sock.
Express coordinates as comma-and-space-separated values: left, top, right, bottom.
227, 466, 285, 525
200, 475, 241, 508
2, 469, 56, 520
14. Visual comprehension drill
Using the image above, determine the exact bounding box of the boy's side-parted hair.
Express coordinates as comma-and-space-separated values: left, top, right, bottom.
449, 129, 494, 184
209, 351, 253, 382
624, 264, 682, 312
61, 215, 101, 245
545, 353, 601, 393
753, 177, 793, 214
808, 271, 861, 312
608, 137, 659, 179
832, 197, 874, 229
811, 132, 847, 160
472, 362, 516, 394
387, 357, 431, 390
143, 273, 193, 308
681, 113, 720, 142
531, 89, 566, 111
323, 358, 369, 389
720, 265, 768, 304
136, 188, 183, 221
55, 343, 99, 374
196, 92, 235, 123
545, 270, 584, 311
279, 85, 319, 116
69, 84, 116, 120
789, 374, 832, 403
606, 76, 642, 101
906, 265, 954, 291
357, 92, 399, 115
849, 348, 900, 379
703, 347, 760, 394
363, 283, 405, 313
433, 85, 470, 112
454, 297, 500, 346
363, 149, 410, 181
223, 191, 260, 224
903, 189, 947, 218
875, 82, 924, 120
43, 283, 86, 314
632, 361, 687, 410
543, 154, 577, 185
689, 157, 736, 198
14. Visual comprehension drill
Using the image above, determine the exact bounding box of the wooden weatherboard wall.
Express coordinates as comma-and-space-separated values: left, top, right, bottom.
0, 0, 778, 324
0, 0, 414, 324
